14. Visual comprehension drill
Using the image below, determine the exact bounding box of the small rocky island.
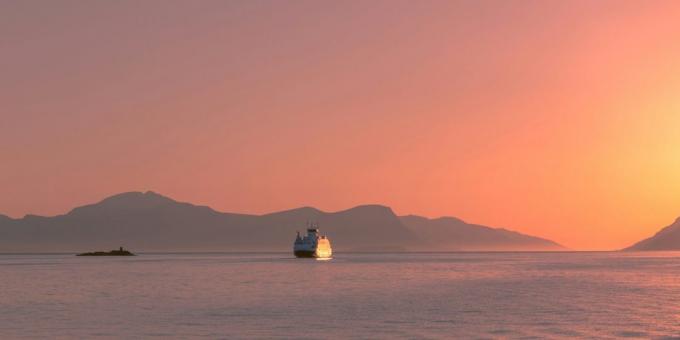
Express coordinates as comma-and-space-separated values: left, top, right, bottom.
76, 247, 135, 256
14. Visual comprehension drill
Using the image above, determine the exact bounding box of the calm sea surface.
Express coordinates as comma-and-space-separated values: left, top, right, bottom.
1, 252, 679, 339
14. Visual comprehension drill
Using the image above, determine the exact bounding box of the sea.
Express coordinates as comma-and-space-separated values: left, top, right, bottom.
1, 252, 679, 339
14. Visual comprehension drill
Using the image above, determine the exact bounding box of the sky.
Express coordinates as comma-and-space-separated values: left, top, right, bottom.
2, 0, 680, 250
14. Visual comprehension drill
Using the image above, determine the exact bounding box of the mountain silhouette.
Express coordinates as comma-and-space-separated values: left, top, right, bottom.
624, 217, 680, 251
0, 191, 564, 252
400, 215, 564, 251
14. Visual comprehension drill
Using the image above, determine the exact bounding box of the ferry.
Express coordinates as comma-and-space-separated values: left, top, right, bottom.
294, 225, 332, 258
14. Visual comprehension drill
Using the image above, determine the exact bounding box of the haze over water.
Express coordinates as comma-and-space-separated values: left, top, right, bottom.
2, 252, 679, 338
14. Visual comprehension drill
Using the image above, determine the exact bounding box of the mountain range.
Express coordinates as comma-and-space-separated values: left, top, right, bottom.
0, 191, 566, 252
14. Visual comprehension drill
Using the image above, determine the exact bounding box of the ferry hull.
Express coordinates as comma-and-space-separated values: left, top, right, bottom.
294, 250, 317, 258
294, 249, 332, 258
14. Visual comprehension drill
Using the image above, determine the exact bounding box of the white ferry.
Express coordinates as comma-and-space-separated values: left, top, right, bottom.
293, 225, 332, 258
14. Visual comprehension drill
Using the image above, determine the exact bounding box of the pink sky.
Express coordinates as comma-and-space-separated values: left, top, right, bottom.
2, 0, 680, 250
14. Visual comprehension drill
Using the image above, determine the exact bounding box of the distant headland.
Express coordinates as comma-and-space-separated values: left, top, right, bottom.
623, 217, 680, 251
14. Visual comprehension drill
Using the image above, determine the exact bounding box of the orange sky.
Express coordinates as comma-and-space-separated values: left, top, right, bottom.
2, 1, 680, 250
